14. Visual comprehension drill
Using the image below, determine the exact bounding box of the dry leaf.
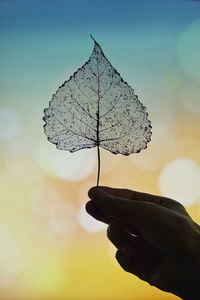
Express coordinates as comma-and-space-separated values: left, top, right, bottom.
43, 36, 152, 184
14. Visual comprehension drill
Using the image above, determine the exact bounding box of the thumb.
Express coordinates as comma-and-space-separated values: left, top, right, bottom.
88, 187, 126, 217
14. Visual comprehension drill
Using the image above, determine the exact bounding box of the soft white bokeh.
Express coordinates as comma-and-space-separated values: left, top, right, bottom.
49, 202, 78, 234
36, 141, 54, 175
100, 148, 121, 175
0, 225, 22, 288
151, 122, 170, 139
130, 134, 174, 171
78, 180, 95, 204
49, 148, 96, 182
177, 19, 200, 83
28, 183, 60, 216
38, 141, 96, 181
180, 83, 200, 114
6, 158, 44, 185
5, 136, 39, 157
78, 204, 107, 233
0, 107, 21, 139
159, 159, 200, 206
140, 86, 174, 139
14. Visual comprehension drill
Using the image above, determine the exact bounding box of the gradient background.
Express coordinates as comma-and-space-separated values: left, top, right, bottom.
0, 0, 200, 299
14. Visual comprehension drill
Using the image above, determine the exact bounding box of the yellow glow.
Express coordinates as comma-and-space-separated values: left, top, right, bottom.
20, 250, 64, 299
42, 226, 74, 250
78, 180, 96, 204
28, 183, 60, 216
78, 203, 107, 233
0, 225, 22, 288
49, 202, 78, 234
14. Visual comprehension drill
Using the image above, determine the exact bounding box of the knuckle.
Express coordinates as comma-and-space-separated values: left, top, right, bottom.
166, 215, 192, 251
173, 201, 186, 213
176, 215, 191, 232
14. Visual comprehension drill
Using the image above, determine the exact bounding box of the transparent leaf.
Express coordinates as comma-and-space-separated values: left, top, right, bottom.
43, 36, 152, 157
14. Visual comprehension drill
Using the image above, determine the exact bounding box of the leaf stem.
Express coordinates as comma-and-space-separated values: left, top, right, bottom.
97, 144, 100, 187
96, 46, 101, 187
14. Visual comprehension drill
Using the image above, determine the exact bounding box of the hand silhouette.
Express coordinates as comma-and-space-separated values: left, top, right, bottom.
86, 186, 200, 299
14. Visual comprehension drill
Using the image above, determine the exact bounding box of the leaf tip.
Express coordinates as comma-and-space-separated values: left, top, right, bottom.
90, 33, 99, 45
90, 33, 95, 41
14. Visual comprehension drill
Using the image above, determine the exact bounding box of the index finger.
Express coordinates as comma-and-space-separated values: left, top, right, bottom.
89, 186, 185, 213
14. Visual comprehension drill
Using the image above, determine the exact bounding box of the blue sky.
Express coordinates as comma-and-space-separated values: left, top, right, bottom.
0, 0, 199, 114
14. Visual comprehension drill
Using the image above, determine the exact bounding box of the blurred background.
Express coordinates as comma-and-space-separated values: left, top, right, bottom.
0, 0, 200, 299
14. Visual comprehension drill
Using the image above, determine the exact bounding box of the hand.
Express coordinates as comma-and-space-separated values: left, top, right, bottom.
86, 186, 200, 299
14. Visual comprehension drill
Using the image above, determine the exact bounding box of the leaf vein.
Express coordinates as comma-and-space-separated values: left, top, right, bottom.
100, 91, 123, 119
62, 102, 97, 132
100, 128, 136, 142
99, 120, 122, 133
53, 116, 96, 143
73, 78, 96, 104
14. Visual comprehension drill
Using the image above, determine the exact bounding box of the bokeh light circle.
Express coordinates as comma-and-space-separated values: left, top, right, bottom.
164, 70, 183, 90
49, 148, 96, 181
159, 159, 200, 206
180, 83, 200, 114
141, 86, 174, 139
130, 134, 175, 171
49, 202, 78, 234
28, 183, 60, 216
177, 19, 200, 83
5, 136, 39, 157
78, 204, 107, 233
0, 225, 22, 288
0, 107, 21, 139
78, 180, 95, 204
6, 158, 44, 185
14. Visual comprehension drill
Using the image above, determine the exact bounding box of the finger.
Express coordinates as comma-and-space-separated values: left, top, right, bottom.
115, 245, 136, 273
88, 186, 184, 212
107, 221, 138, 249
86, 202, 139, 249
115, 241, 161, 286
86, 200, 139, 235
88, 188, 185, 250
85, 200, 113, 224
